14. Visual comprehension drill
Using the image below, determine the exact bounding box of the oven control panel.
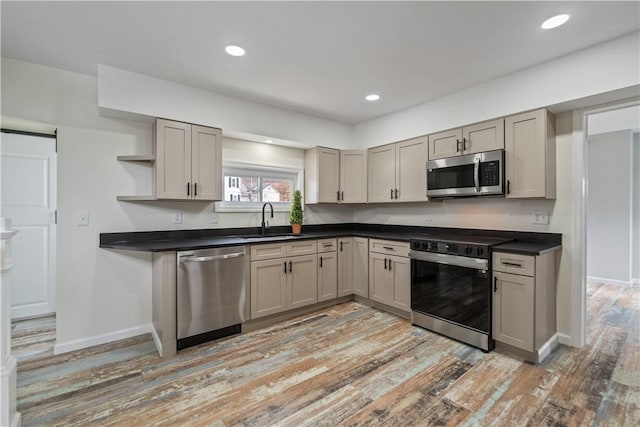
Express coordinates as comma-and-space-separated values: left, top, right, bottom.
410, 239, 489, 259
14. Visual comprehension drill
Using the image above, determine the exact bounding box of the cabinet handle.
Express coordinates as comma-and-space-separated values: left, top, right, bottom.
502, 261, 523, 268
187, 182, 190, 196
384, 258, 387, 270
463, 137, 467, 151
395, 188, 398, 199
194, 182, 197, 196
388, 259, 392, 270
341, 191, 344, 201
337, 190, 340, 201
340, 241, 343, 252
289, 260, 292, 273
390, 189, 394, 200
456, 139, 461, 153
507, 180, 511, 195
320, 256, 323, 268
323, 243, 333, 248
382, 246, 395, 251
283, 261, 287, 274
494, 276, 498, 292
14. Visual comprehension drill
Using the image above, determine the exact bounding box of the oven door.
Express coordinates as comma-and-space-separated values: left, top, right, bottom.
426, 149, 504, 197
410, 251, 491, 335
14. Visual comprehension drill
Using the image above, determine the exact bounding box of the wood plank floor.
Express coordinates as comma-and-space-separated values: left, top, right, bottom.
12, 282, 639, 426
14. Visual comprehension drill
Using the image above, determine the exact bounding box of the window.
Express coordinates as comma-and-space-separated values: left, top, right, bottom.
218, 164, 302, 211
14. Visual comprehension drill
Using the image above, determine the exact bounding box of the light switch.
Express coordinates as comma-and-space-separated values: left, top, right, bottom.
75, 211, 89, 226
210, 213, 219, 224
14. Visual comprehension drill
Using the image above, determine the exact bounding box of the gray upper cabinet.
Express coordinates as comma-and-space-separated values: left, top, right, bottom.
155, 119, 222, 200
428, 118, 504, 160
305, 147, 367, 204
368, 136, 427, 203
505, 109, 556, 199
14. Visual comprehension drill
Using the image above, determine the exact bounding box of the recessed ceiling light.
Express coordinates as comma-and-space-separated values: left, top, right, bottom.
225, 45, 246, 56
365, 94, 380, 102
265, 139, 273, 143
541, 14, 570, 29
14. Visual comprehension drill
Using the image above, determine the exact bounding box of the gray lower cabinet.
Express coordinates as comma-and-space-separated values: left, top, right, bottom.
353, 237, 369, 298
318, 251, 338, 302
368, 239, 410, 312
492, 250, 559, 362
250, 242, 318, 319
337, 238, 353, 297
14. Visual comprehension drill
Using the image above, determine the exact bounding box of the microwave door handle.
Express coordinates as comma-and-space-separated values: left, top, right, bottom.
474, 158, 480, 193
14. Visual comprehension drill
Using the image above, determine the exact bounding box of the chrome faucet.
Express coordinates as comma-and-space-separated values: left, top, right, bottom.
261, 202, 274, 235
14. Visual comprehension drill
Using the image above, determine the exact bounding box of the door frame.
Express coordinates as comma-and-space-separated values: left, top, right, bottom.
571, 97, 639, 347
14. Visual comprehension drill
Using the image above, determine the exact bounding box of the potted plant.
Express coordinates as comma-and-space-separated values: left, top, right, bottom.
290, 189, 303, 234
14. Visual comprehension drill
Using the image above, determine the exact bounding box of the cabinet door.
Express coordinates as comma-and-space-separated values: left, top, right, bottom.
340, 150, 367, 203
428, 128, 462, 160
337, 238, 353, 297
493, 271, 535, 351
369, 253, 390, 305
368, 144, 396, 203
155, 119, 191, 199
353, 237, 369, 298
287, 255, 318, 309
191, 125, 222, 201
250, 259, 286, 319
287, 240, 317, 257
396, 137, 427, 202
463, 118, 504, 154
318, 147, 340, 203
389, 255, 410, 312
318, 252, 338, 302
505, 109, 548, 199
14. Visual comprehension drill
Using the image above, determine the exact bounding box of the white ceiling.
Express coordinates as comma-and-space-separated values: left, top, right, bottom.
2, 1, 639, 124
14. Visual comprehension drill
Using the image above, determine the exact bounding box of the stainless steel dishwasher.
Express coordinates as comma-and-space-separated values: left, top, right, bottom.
177, 246, 246, 350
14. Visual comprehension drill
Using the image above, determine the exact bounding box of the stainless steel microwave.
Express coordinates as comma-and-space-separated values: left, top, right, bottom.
426, 149, 504, 198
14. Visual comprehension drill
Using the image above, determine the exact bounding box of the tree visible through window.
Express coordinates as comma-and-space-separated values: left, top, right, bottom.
222, 166, 297, 205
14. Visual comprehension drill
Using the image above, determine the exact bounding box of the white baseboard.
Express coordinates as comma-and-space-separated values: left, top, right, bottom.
53, 324, 153, 355
587, 276, 632, 287
537, 333, 560, 363
558, 333, 572, 346
150, 325, 162, 357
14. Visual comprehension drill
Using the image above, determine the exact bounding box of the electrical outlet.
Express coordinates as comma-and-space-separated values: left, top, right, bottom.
425, 210, 432, 221
532, 211, 549, 225
210, 213, 219, 224
75, 211, 89, 226
173, 211, 182, 224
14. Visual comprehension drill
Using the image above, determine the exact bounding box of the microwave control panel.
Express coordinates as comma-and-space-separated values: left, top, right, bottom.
479, 161, 500, 186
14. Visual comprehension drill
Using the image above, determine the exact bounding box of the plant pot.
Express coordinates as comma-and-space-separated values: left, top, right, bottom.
291, 223, 302, 235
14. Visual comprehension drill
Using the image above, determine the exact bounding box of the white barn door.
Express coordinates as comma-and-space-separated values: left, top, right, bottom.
0, 131, 57, 319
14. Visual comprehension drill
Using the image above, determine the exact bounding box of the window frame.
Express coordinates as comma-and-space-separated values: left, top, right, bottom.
216, 161, 304, 212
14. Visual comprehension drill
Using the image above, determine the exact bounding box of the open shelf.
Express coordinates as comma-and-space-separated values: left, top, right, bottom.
117, 155, 155, 162
116, 195, 158, 201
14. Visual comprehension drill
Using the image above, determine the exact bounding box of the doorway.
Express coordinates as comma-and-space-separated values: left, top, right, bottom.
577, 101, 640, 346
0, 130, 57, 319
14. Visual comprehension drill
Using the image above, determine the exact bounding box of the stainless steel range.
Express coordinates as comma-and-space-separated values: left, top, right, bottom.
409, 234, 512, 351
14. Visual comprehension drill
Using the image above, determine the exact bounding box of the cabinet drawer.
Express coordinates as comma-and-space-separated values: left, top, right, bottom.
369, 239, 410, 257
317, 238, 337, 253
250, 243, 288, 261
493, 252, 535, 276
287, 240, 318, 256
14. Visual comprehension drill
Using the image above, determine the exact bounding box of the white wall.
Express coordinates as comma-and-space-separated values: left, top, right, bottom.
97, 65, 354, 149
586, 131, 634, 284
353, 32, 640, 148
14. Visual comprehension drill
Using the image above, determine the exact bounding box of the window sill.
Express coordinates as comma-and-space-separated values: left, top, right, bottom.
215, 202, 295, 213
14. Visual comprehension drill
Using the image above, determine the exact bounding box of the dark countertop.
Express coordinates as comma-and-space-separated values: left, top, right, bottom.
493, 241, 562, 256
100, 223, 562, 253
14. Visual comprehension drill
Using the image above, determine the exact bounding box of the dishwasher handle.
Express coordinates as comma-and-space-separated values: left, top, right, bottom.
179, 252, 245, 262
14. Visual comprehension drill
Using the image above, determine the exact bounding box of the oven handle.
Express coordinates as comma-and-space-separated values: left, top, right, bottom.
409, 250, 488, 270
